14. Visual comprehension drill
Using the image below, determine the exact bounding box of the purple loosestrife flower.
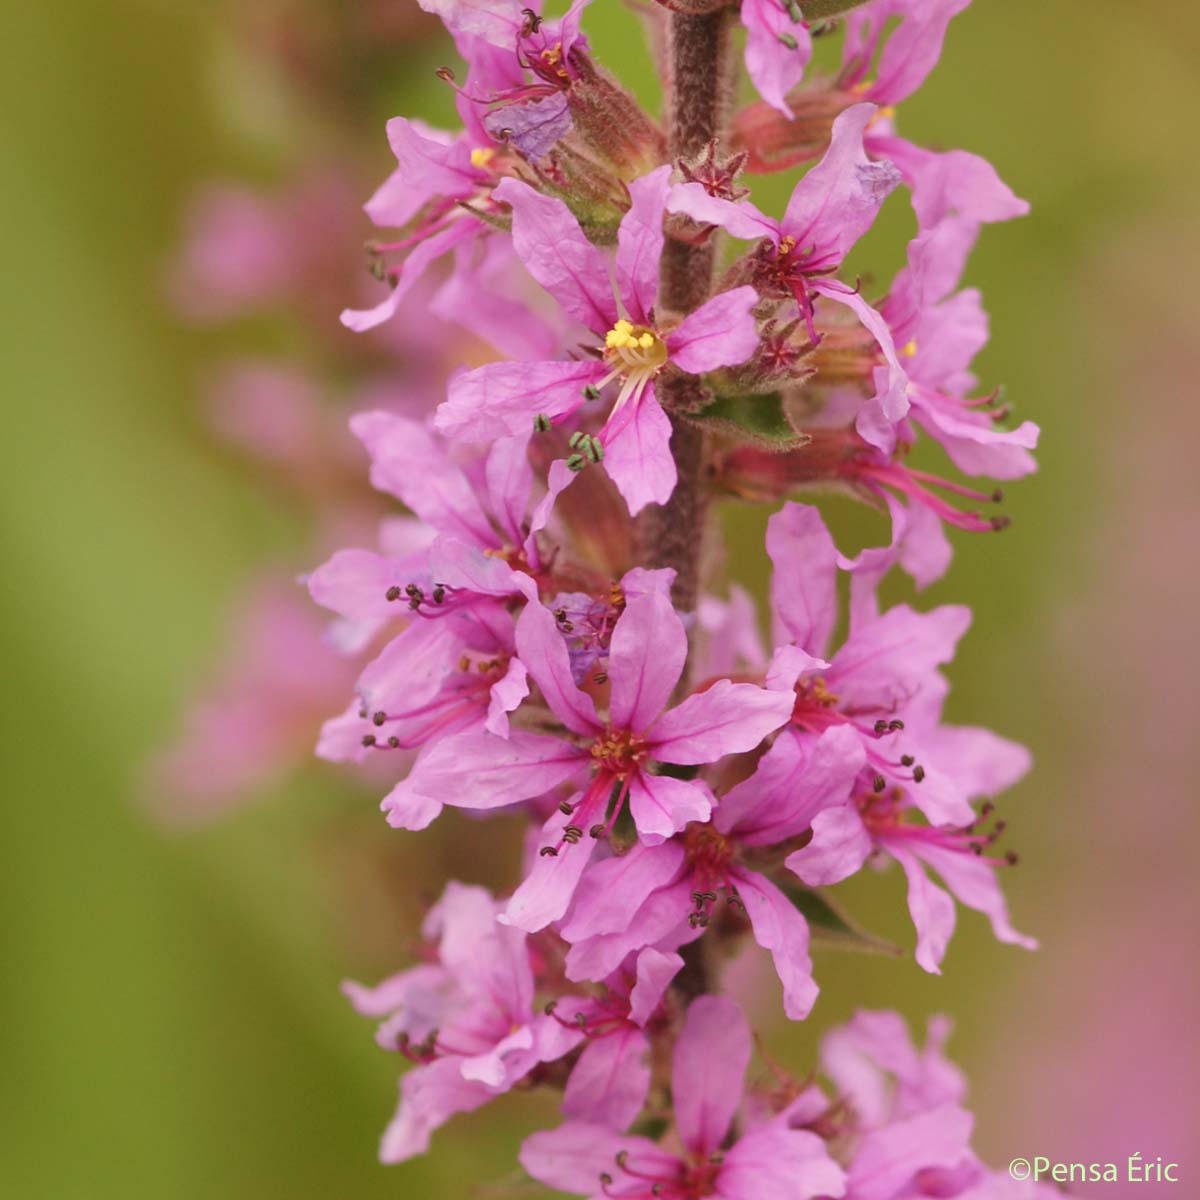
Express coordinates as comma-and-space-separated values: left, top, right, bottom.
547, 947, 683, 1131
669, 104, 904, 423
344, 881, 583, 1162
560, 724, 863, 1020
436, 167, 760, 513
749, 503, 1034, 973
867, 217, 1040, 470
394, 591, 793, 930
521, 995, 847, 1200
734, 1, 1029, 233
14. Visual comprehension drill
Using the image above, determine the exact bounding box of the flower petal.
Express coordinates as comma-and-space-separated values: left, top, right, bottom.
629, 948, 683, 1026
718, 1124, 848, 1200
608, 590, 688, 733
562, 1026, 652, 1131
407, 728, 587, 809
437, 358, 603, 441
648, 679, 794, 765
616, 165, 671, 324
735, 869, 819, 1020
520, 1122, 673, 1196
500, 805, 600, 932
628, 771, 715, 843
718, 726, 865, 846
600, 385, 678, 515
516, 598, 601, 735
493, 177, 618, 331
667, 181, 780, 243
379, 1057, 492, 1163
782, 103, 899, 265
785, 804, 873, 886
667, 286, 761, 374
766, 501, 839, 657
673, 995, 751, 1156
560, 840, 686, 942
741, 0, 814, 117
350, 411, 496, 545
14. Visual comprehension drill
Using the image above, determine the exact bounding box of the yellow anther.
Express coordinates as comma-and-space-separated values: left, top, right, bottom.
901, 339, 918, 358
638, 332, 654, 349
470, 147, 495, 169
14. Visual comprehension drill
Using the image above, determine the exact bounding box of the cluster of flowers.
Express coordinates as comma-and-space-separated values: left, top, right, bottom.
303, 0, 1047, 1193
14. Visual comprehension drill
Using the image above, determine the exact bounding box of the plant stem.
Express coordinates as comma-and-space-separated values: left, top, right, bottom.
638, 5, 734, 615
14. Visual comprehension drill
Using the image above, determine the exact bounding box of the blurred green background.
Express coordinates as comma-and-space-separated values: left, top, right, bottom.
2, 1, 1196, 1196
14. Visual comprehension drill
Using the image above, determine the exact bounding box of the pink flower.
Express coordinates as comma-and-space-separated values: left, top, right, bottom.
560, 724, 864, 1020
754, 503, 1035, 973
344, 881, 584, 1162
840, 1, 1029, 230
669, 104, 903, 417
521, 995, 847, 1199
436, 167, 761, 513
146, 577, 361, 821
865, 217, 1040, 471
812, 1011, 1058, 1199
549, 947, 683, 1131
395, 591, 794, 930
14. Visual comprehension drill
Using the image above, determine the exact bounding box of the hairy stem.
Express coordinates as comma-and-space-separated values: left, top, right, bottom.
637, 6, 734, 615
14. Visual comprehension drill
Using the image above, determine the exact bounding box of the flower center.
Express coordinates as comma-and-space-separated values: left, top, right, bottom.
590, 726, 648, 777
604, 319, 669, 376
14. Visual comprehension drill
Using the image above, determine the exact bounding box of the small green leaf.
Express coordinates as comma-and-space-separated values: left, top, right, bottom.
692, 392, 812, 451
785, 883, 902, 956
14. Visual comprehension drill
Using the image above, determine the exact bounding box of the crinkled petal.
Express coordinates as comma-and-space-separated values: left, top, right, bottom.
485, 657, 530, 737
785, 804, 873, 886
516, 598, 601, 735
667, 286, 761, 374
667, 181, 780, 243
912, 841, 1038, 952
889, 845, 957, 974
437, 358, 604, 441
628, 771, 715, 844
629, 948, 683, 1026
782, 104, 900, 264
407, 728, 587, 809
868, 0, 971, 106
847, 1103, 974, 1200
501, 804, 600, 932
813, 282, 910, 453
719, 726, 866, 845
520, 1122, 674, 1196
560, 841, 686, 942
342, 220, 477, 332
379, 1057, 491, 1163
350, 410, 495, 545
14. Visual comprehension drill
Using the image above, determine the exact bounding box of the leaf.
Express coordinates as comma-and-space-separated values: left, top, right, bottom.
691, 392, 812, 451
783, 882, 902, 956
